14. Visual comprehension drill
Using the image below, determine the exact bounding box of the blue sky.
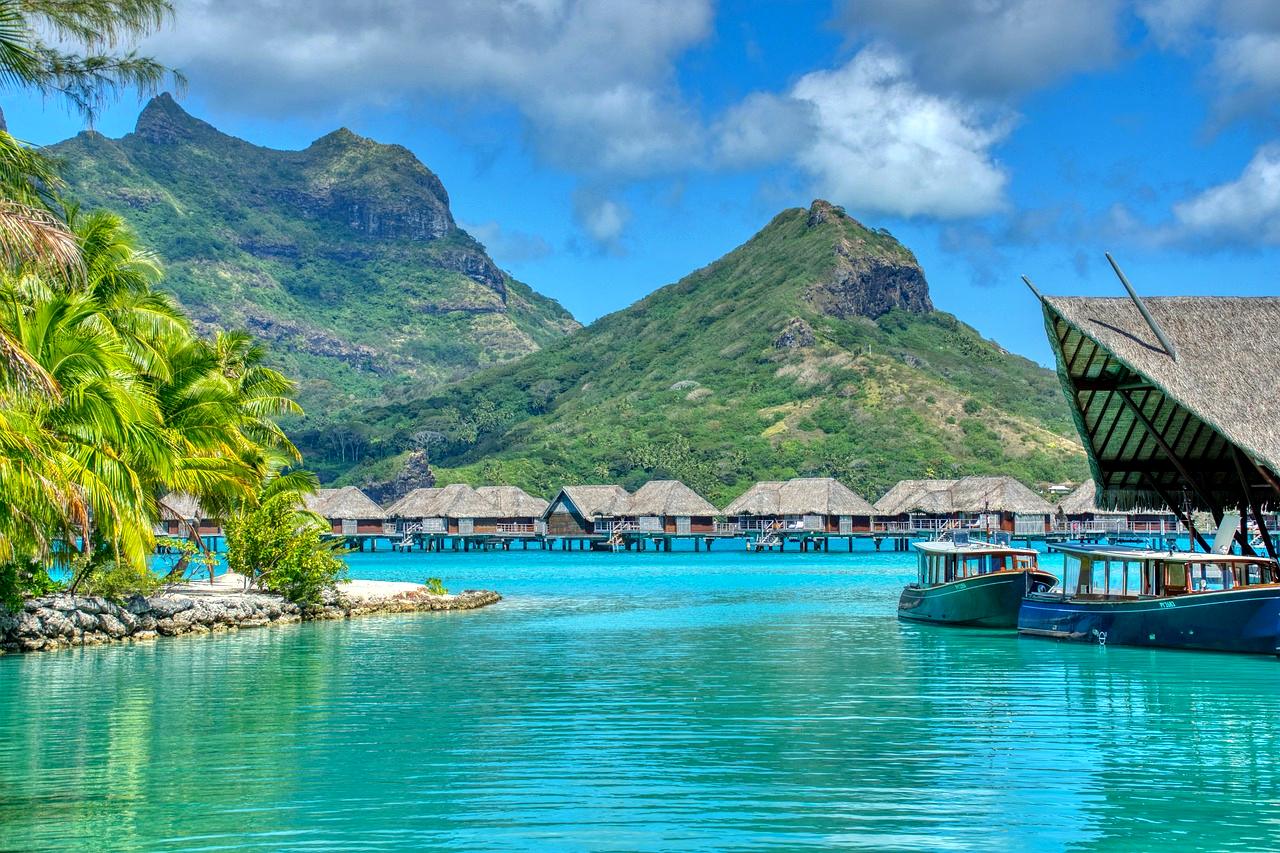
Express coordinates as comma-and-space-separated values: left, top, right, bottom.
8, 0, 1280, 365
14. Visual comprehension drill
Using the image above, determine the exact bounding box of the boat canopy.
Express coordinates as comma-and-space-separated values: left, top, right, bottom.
915, 544, 1038, 586
1049, 544, 1277, 599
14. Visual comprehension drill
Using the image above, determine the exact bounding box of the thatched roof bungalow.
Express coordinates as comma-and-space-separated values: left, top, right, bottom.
874, 476, 1053, 534
625, 480, 719, 534
1055, 481, 1178, 535
387, 484, 549, 535
1037, 292, 1280, 554
303, 486, 386, 536
158, 491, 222, 537
542, 485, 632, 536
723, 477, 877, 533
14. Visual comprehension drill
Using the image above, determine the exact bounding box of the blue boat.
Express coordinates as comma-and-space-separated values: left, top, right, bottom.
899, 539, 1057, 628
1019, 544, 1280, 655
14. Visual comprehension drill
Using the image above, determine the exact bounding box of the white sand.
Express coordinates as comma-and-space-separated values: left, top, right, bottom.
168, 572, 428, 602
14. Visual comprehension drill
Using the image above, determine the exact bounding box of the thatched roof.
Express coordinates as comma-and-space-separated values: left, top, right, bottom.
873, 480, 956, 515
304, 486, 384, 520
384, 487, 441, 518
724, 478, 876, 516
874, 476, 1052, 515
1041, 295, 1280, 510
547, 485, 632, 518
1057, 481, 1123, 516
425, 484, 498, 519
475, 485, 548, 518
159, 491, 207, 520
626, 480, 718, 516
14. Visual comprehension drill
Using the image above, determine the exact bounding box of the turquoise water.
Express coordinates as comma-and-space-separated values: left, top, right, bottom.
3, 543, 1280, 851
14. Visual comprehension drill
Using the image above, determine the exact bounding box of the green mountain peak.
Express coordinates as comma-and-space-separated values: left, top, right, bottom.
332, 202, 1085, 502
50, 96, 579, 416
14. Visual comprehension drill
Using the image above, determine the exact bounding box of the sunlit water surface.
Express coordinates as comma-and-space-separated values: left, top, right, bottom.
3, 543, 1279, 851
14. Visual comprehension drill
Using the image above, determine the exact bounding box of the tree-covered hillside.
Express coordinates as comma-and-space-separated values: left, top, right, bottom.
50, 94, 579, 415
330, 201, 1087, 504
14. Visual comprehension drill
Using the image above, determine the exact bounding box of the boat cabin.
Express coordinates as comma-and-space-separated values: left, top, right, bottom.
915, 539, 1039, 586
1051, 544, 1278, 600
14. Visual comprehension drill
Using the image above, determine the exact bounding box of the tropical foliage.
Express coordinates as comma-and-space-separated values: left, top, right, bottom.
0, 1, 326, 604
223, 491, 347, 607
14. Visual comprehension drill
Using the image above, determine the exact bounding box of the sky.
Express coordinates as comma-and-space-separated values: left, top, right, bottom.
8, 0, 1280, 365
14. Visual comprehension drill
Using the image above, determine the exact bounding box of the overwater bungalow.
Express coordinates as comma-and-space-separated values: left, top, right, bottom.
624, 480, 719, 535
303, 486, 387, 536
388, 484, 549, 537
384, 487, 442, 533
1055, 481, 1178, 537
542, 485, 632, 536
474, 486, 550, 535
874, 475, 1055, 536
157, 492, 221, 539
723, 477, 876, 535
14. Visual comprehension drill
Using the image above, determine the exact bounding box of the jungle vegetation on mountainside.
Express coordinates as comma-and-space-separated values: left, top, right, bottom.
329, 204, 1087, 505
0, 0, 339, 604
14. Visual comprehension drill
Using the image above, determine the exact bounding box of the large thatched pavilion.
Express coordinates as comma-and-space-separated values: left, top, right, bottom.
1037, 292, 1280, 555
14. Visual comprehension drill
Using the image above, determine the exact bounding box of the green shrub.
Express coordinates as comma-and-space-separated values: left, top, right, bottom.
79, 561, 164, 601
225, 494, 348, 605
425, 577, 447, 596
0, 561, 64, 611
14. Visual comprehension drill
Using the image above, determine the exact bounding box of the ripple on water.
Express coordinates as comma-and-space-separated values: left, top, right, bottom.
2, 547, 1279, 851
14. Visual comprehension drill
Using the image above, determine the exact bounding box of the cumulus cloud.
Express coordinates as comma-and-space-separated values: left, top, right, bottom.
572, 189, 631, 253
785, 48, 1012, 218
461, 221, 553, 264
150, 0, 712, 177
836, 0, 1124, 96
1171, 142, 1280, 244
1136, 0, 1280, 120
713, 93, 819, 168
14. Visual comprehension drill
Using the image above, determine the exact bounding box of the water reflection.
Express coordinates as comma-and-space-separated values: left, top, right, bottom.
0, 552, 1277, 851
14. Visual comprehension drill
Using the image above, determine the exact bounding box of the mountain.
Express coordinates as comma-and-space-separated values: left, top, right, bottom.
332, 200, 1087, 503
49, 94, 578, 413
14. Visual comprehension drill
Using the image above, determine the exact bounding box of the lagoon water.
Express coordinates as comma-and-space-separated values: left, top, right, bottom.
3, 542, 1279, 851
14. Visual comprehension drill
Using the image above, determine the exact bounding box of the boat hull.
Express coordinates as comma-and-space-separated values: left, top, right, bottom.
898, 571, 1057, 628
1018, 588, 1280, 655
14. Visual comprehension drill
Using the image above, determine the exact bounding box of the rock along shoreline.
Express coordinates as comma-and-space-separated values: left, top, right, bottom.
0, 583, 502, 655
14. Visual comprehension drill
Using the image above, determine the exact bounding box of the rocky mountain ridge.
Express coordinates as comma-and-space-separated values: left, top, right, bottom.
50, 94, 578, 413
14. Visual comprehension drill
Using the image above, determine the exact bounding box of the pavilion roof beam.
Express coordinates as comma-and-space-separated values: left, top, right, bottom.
1117, 388, 1217, 513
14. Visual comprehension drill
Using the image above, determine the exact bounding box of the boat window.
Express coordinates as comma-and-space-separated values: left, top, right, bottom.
1165, 563, 1188, 595
917, 552, 928, 585
1124, 561, 1143, 596
1092, 559, 1109, 596
1189, 562, 1229, 592
1062, 554, 1083, 596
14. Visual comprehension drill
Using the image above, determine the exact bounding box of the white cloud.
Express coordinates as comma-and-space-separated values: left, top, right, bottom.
786, 48, 1012, 218
837, 0, 1124, 96
460, 221, 553, 264
1172, 142, 1280, 244
713, 93, 818, 168
151, 0, 712, 177
1136, 0, 1280, 119
572, 189, 631, 253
